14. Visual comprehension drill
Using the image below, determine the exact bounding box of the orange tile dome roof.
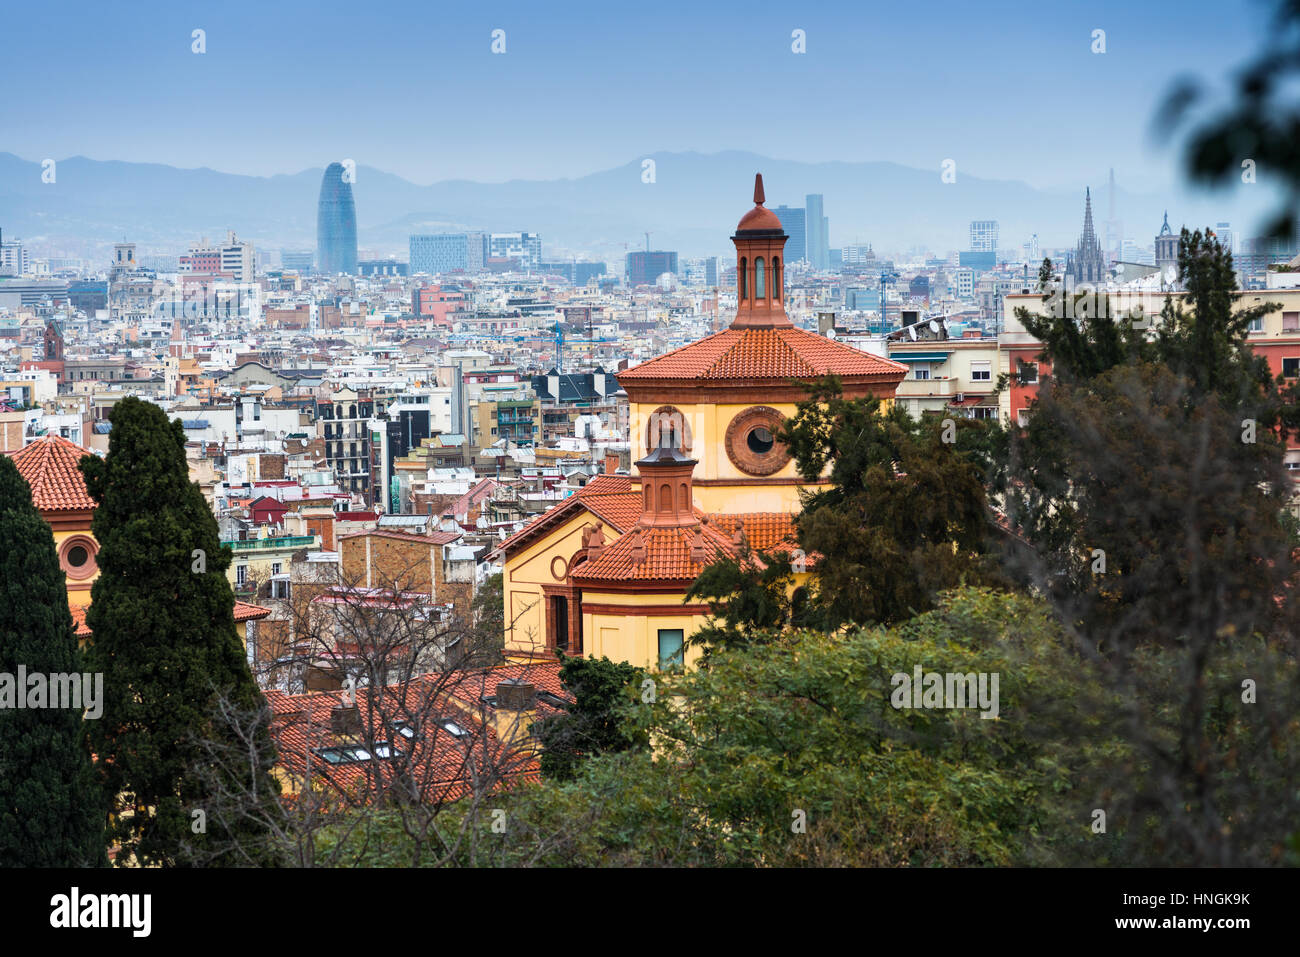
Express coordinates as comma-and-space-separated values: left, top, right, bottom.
6, 434, 96, 512
735, 172, 784, 232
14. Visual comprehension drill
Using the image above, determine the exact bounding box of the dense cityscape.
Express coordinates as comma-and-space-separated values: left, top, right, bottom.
1, 0, 1297, 935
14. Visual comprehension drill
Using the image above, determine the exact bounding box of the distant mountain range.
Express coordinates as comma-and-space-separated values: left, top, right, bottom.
0, 150, 1275, 262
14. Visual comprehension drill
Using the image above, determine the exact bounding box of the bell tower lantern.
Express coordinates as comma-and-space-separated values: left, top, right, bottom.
731, 173, 793, 329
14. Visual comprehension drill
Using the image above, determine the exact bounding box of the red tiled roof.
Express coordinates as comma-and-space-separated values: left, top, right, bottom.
233, 600, 272, 622
71, 599, 273, 634
571, 520, 738, 582
6, 434, 96, 512
69, 603, 91, 638
265, 661, 566, 805
617, 326, 908, 382
707, 512, 800, 553
337, 528, 462, 546
496, 475, 640, 556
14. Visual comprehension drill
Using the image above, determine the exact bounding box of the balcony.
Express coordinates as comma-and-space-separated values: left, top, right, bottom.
223, 535, 316, 551
895, 376, 956, 398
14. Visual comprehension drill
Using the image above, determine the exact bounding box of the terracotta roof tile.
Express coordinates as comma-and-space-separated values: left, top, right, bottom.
496, 475, 639, 556
233, 600, 272, 622
337, 529, 462, 546
618, 326, 907, 383
6, 435, 96, 512
266, 661, 566, 805
571, 521, 738, 582
69, 603, 91, 638
707, 512, 798, 552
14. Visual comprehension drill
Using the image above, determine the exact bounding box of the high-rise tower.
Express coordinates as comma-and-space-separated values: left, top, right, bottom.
317, 162, 358, 275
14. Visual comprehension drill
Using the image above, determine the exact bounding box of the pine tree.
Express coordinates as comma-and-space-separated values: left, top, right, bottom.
0, 457, 106, 866
82, 397, 282, 866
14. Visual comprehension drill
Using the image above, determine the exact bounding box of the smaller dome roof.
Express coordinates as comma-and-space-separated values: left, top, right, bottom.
735, 173, 784, 232
737, 205, 783, 231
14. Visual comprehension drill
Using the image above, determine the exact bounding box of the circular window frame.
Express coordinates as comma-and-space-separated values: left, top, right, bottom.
59, 535, 99, 581
725, 406, 791, 476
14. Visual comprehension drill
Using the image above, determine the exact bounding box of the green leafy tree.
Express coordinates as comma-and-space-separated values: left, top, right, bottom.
450, 589, 1108, 867
81, 397, 282, 866
777, 376, 1004, 629
534, 654, 647, 781
1002, 231, 1300, 864
0, 457, 106, 866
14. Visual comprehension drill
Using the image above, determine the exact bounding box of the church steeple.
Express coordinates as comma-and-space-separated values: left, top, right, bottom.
1081, 187, 1097, 245
730, 173, 793, 329
1066, 187, 1106, 285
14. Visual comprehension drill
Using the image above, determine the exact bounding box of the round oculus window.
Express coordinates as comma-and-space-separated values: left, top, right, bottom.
59, 536, 98, 581
725, 406, 791, 476
746, 426, 775, 455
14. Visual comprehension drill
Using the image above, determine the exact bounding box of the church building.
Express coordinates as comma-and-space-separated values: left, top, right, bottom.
1065, 188, 1109, 288
496, 175, 907, 670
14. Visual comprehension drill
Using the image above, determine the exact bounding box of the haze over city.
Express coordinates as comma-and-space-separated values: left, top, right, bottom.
0, 0, 1297, 916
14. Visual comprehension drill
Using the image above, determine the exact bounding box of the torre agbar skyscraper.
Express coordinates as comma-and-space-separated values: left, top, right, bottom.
317, 162, 358, 275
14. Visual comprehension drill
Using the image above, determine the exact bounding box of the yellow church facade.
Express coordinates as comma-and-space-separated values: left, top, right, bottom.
497, 175, 907, 671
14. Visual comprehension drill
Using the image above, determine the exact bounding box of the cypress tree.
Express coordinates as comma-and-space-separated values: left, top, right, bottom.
0, 456, 106, 866
82, 397, 282, 866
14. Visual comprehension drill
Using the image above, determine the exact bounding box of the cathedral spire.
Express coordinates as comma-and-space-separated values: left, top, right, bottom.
1081, 187, 1097, 246
1066, 187, 1107, 286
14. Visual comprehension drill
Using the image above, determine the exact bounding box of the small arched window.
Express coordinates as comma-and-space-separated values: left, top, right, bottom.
755, 258, 766, 298
772, 256, 781, 299
678, 482, 690, 511
659, 484, 672, 511
739, 258, 747, 300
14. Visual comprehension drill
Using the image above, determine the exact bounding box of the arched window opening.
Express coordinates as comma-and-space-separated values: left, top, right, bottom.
772, 257, 781, 299
739, 258, 747, 300
755, 258, 766, 298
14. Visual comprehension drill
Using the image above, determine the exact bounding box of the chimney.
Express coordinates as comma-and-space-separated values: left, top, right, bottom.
492, 679, 537, 751
330, 703, 362, 736
496, 679, 535, 711
604, 451, 619, 475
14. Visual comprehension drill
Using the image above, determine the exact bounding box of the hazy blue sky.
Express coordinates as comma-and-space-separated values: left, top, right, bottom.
0, 0, 1267, 191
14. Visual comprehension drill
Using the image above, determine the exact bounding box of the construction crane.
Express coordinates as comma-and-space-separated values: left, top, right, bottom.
445, 322, 620, 374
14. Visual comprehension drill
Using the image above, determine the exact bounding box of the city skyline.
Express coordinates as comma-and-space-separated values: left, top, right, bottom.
0, 0, 1264, 195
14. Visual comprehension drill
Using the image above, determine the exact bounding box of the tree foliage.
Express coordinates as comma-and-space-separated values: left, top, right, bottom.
778, 378, 1004, 630
0, 457, 106, 866
534, 654, 647, 782
81, 397, 283, 866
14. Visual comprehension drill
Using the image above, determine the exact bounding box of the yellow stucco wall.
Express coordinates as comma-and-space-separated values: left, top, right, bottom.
629, 400, 808, 512
581, 590, 708, 672
503, 511, 624, 658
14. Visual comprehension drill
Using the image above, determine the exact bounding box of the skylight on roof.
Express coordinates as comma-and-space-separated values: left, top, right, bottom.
437, 718, 469, 738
